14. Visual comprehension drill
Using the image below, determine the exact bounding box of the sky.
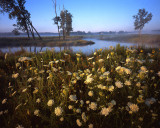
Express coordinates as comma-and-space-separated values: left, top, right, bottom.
0, 0, 160, 33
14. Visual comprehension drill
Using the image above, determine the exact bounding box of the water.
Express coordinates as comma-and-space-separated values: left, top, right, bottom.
1, 30, 160, 37
0, 38, 142, 54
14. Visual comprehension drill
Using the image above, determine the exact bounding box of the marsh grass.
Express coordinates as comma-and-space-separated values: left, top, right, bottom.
0, 45, 160, 128
0, 36, 94, 48
85, 34, 160, 46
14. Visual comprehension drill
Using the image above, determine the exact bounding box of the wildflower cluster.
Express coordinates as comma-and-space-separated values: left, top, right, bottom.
0, 46, 160, 128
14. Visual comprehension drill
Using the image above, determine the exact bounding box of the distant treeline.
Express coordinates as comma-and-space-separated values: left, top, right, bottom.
70, 31, 130, 35
1, 30, 160, 37
0, 31, 129, 36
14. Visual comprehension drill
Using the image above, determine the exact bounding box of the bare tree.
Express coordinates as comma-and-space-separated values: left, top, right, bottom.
52, 0, 61, 40
51, 1, 73, 40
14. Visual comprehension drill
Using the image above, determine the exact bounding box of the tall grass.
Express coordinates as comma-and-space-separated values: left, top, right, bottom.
0, 45, 160, 128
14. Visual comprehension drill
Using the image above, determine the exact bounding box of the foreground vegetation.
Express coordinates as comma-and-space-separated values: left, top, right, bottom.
0, 45, 160, 128
0, 36, 94, 48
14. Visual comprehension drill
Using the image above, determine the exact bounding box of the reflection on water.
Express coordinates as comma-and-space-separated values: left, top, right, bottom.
0, 38, 158, 54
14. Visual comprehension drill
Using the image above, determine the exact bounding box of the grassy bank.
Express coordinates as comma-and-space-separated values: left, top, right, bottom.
0, 45, 160, 127
0, 36, 94, 48
85, 34, 160, 46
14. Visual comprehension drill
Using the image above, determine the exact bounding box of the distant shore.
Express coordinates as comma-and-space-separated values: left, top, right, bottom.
0, 36, 95, 48
85, 34, 160, 45
1, 34, 160, 48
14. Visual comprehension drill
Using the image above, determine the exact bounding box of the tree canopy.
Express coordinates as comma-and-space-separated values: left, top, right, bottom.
0, 0, 41, 39
60, 9, 73, 39
133, 8, 152, 34
12, 28, 20, 35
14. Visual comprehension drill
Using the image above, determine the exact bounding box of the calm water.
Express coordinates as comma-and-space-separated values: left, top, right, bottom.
1, 31, 160, 37
0, 38, 157, 54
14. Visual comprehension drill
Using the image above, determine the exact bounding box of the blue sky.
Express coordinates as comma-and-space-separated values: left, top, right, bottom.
0, 0, 160, 32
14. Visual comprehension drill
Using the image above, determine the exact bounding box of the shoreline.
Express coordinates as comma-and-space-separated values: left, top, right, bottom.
0, 36, 94, 48
1, 34, 160, 49
84, 34, 160, 45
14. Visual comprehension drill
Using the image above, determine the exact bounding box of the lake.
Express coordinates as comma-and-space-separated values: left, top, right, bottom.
0, 38, 156, 54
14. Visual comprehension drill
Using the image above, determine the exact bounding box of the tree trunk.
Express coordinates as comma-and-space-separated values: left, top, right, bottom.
28, 24, 35, 40
20, 11, 31, 39
63, 27, 66, 40
54, 0, 60, 40
139, 29, 142, 43
26, 31, 30, 39
31, 27, 35, 40
25, 25, 30, 39
58, 26, 60, 40
30, 22, 42, 40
